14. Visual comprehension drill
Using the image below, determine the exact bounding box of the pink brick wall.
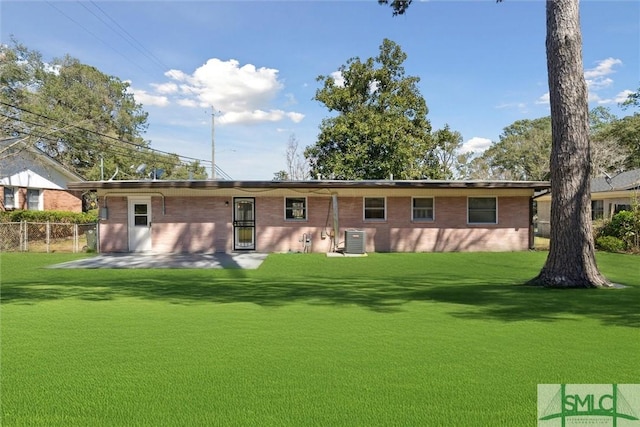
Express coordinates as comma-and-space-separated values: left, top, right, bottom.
99, 197, 129, 252
98, 194, 532, 253
151, 196, 232, 253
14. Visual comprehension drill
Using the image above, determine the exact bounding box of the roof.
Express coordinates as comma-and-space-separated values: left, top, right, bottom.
68, 179, 550, 191
0, 137, 85, 183
592, 169, 640, 193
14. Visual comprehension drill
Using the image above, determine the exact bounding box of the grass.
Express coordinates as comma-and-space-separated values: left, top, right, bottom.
1, 251, 638, 426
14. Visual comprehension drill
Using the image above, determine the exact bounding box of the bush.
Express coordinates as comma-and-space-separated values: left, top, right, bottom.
595, 236, 627, 253
596, 206, 640, 252
0, 210, 98, 224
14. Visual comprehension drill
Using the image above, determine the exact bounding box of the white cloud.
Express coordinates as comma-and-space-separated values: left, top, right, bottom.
614, 89, 634, 104
153, 58, 303, 125
587, 77, 614, 91
129, 88, 169, 107
284, 93, 297, 106
286, 112, 305, 123
218, 109, 304, 125
165, 69, 188, 81
151, 82, 178, 94
460, 137, 492, 154
177, 98, 198, 107
584, 57, 622, 79
43, 63, 61, 75
330, 70, 345, 87
535, 93, 550, 105
584, 58, 623, 102
592, 89, 635, 105
533, 58, 623, 108
496, 102, 528, 111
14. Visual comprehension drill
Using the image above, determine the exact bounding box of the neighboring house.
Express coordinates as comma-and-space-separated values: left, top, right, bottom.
0, 138, 85, 212
68, 179, 549, 254
535, 169, 640, 237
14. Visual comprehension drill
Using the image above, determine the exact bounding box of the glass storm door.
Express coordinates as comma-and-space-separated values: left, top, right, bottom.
128, 198, 152, 252
233, 198, 255, 250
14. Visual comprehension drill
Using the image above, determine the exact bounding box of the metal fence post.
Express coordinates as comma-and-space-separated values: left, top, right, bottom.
21, 220, 26, 252
46, 221, 50, 253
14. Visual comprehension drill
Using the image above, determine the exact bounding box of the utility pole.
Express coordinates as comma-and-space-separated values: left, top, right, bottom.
211, 106, 216, 180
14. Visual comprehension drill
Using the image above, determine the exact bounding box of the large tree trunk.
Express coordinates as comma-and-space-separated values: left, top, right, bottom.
530, 0, 610, 288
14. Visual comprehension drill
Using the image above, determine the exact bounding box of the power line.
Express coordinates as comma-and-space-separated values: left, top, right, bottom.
0, 101, 211, 165
2, 104, 233, 179
45, 1, 148, 74
86, 1, 170, 73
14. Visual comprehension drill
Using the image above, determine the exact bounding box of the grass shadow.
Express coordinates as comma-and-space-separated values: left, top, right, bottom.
1, 252, 638, 327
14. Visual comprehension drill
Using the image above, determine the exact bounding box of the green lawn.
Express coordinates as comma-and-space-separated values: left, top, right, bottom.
1, 252, 638, 426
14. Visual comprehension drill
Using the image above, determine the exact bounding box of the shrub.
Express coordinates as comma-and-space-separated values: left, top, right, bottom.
596, 206, 640, 252
0, 210, 98, 224
595, 236, 627, 253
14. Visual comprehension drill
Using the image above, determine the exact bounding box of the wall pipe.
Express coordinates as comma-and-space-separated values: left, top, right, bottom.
102, 192, 166, 215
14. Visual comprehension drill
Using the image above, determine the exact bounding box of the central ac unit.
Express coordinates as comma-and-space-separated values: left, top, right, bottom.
344, 230, 365, 254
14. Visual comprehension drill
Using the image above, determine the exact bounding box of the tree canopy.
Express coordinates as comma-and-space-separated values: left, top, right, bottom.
306, 39, 436, 180
466, 107, 634, 181
0, 40, 207, 181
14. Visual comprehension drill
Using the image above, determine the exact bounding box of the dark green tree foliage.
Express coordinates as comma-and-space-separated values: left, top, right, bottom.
0, 40, 46, 137
622, 86, 640, 109
306, 39, 435, 179
29, 55, 150, 180
1, 41, 197, 180
606, 114, 640, 169
432, 124, 464, 179
484, 117, 552, 180
615, 89, 640, 168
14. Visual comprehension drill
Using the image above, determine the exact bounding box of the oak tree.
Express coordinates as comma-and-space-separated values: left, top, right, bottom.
306, 39, 436, 180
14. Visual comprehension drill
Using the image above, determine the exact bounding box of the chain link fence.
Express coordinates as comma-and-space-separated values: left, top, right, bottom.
0, 222, 98, 253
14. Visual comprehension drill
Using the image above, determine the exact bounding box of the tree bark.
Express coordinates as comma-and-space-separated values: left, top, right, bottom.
529, 0, 610, 288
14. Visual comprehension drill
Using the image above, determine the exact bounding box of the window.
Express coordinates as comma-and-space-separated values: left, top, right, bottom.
412, 197, 434, 221
27, 189, 40, 210
468, 197, 497, 224
364, 197, 386, 220
133, 203, 148, 226
3, 187, 15, 209
591, 200, 604, 220
285, 197, 307, 220
614, 204, 632, 214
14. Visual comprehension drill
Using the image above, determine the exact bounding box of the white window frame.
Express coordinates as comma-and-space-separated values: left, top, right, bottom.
412, 197, 435, 222
364, 197, 386, 221
284, 197, 307, 221
26, 188, 43, 211
467, 196, 498, 225
3, 187, 16, 209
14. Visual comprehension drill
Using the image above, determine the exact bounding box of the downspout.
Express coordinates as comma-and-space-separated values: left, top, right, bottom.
332, 193, 339, 252
529, 195, 535, 250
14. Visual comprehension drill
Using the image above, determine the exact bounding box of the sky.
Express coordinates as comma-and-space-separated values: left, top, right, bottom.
1, 1, 638, 180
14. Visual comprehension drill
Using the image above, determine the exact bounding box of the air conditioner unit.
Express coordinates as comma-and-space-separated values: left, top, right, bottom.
344, 230, 365, 254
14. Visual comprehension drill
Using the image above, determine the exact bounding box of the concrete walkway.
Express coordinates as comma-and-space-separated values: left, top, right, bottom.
48, 253, 268, 269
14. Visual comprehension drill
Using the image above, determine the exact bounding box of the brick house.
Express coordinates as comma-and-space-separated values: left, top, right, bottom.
0, 138, 85, 212
68, 179, 549, 254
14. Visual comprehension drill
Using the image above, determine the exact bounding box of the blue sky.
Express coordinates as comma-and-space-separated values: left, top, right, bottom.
2, 1, 638, 180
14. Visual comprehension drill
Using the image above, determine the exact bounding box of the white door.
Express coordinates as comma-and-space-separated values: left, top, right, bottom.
128, 198, 152, 252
